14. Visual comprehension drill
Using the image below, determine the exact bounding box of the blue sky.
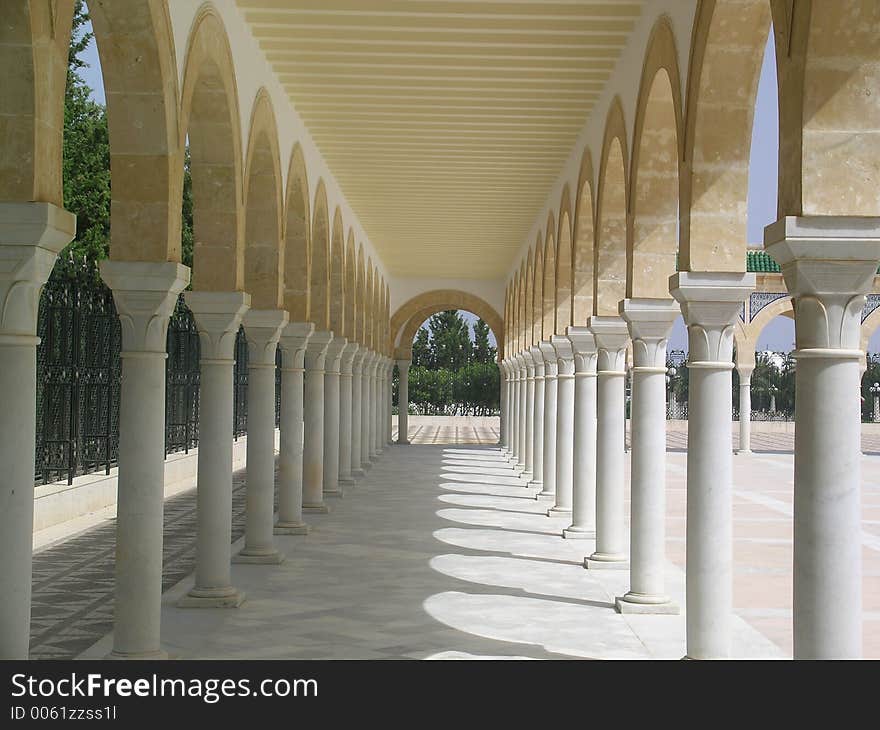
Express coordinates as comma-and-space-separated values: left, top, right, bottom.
75, 19, 865, 354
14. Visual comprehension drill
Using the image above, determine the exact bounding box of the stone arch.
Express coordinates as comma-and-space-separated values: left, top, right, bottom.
390, 290, 504, 361
243, 89, 283, 310
0, 1, 75, 206
503, 285, 511, 358
681, 0, 771, 271
310, 180, 331, 331
180, 5, 244, 292
594, 97, 629, 316
573, 148, 597, 324
533, 235, 544, 345
776, 1, 879, 217
355, 244, 366, 345
543, 216, 556, 338
90, 0, 182, 261
364, 262, 374, 350
344, 231, 356, 342
556, 185, 574, 333
733, 295, 794, 370
329, 207, 345, 336
861, 304, 880, 353
628, 15, 683, 298
384, 282, 391, 356
524, 248, 534, 347
283, 143, 310, 322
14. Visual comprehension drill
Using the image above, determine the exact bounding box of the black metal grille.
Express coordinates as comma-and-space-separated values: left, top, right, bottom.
275, 345, 282, 427
233, 326, 249, 439
36, 257, 121, 485
165, 295, 200, 456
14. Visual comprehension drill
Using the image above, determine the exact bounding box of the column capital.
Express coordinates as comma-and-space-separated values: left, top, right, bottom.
551, 334, 575, 376
0, 202, 76, 338
100, 261, 191, 354
242, 308, 288, 366
184, 290, 251, 362
340, 342, 360, 375
529, 345, 545, 376
765, 216, 880, 353
279, 321, 314, 371
538, 340, 558, 376
395, 357, 411, 371
566, 326, 598, 374
304, 328, 332, 370
620, 298, 680, 370
669, 271, 754, 365
325, 337, 348, 373
736, 365, 754, 381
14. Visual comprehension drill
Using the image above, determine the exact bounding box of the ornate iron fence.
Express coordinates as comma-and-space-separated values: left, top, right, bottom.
233, 326, 248, 439
165, 296, 200, 456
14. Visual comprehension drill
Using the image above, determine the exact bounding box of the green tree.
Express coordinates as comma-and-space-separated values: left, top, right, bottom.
472, 318, 495, 363
412, 327, 430, 367
429, 310, 471, 369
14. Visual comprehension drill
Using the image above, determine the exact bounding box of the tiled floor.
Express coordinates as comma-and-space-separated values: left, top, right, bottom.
33, 422, 880, 660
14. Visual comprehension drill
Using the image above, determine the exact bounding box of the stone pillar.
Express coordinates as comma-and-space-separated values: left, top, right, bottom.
0, 203, 75, 658
322, 337, 347, 498
515, 353, 528, 471
234, 309, 288, 565
397, 358, 411, 444
99, 260, 190, 659
736, 366, 753, 455
549, 335, 575, 517
275, 322, 314, 534
303, 331, 332, 513
351, 350, 365, 478
585, 316, 630, 569
507, 359, 520, 465
670, 271, 754, 659
367, 352, 379, 460
766, 216, 880, 659
499, 360, 508, 450
361, 351, 375, 469
522, 350, 536, 481
537, 341, 558, 500
386, 360, 394, 445
563, 327, 598, 539
338, 343, 359, 489
178, 291, 250, 608
528, 345, 545, 489
616, 298, 680, 613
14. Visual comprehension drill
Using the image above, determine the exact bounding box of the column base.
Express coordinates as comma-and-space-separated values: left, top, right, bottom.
274, 520, 310, 535
563, 526, 595, 539
519, 470, 533, 481
324, 487, 344, 498
526, 479, 543, 489
106, 649, 169, 660
351, 468, 365, 478
303, 503, 331, 514
584, 554, 628, 570
397, 439, 410, 445
338, 477, 356, 489
535, 490, 555, 501
615, 594, 679, 615
362, 462, 373, 471
734, 449, 752, 455
232, 549, 286, 565
547, 506, 572, 517
177, 587, 246, 609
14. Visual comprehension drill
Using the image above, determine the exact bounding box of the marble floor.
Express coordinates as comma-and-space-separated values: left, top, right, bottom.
74, 435, 880, 660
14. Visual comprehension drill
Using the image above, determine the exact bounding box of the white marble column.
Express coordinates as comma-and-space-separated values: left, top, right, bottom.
537, 341, 557, 500
351, 350, 365, 478
303, 331, 332, 513
178, 291, 250, 608
397, 358, 411, 444
549, 335, 574, 517
522, 350, 536, 481
515, 353, 528, 471
386, 360, 394, 445
370, 356, 381, 458
323, 337, 347, 498
766, 216, 880, 659
585, 316, 630, 569
616, 298, 680, 613
736, 366, 753, 455
361, 351, 375, 469
0, 202, 74, 658
338, 343, 359, 489
499, 360, 508, 450
670, 271, 754, 659
563, 327, 598, 539
234, 309, 289, 565
507, 359, 520, 465
528, 345, 545, 489
276, 322, 314, 534
99, 260, 190, 658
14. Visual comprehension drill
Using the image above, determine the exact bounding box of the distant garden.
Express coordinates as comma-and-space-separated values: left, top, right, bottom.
393, 310, 500, 416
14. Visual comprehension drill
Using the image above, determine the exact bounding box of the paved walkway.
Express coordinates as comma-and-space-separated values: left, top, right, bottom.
32, 429, 880, 659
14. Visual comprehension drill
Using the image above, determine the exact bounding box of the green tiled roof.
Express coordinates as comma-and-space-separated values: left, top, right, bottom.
746, 250, 780, 273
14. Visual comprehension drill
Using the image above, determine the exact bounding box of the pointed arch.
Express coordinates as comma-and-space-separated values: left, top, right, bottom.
573, 149, 596, 324
543, 214, 557, 338
243, 89, 283, 309
356, 245, 366, 345
524, 248, 535, 348
283, 143, 310, 321
532, 235, 544, 345
180, 5, 244, 292
556, 186, 574, 333
629, 15, 683, 299
329, 207, 345, 336
681, 0, 771, 271
594, 97, 629, 316
344, 231, 356, 341
310, 180, 331, 330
